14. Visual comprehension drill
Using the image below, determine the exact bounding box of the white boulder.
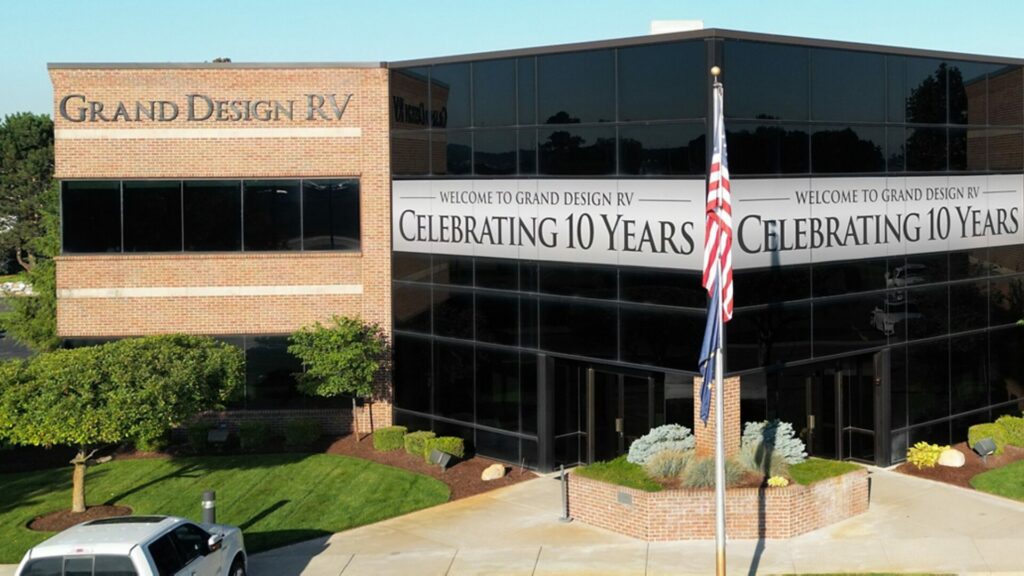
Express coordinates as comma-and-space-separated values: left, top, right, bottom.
481, 463, 507, 481
938, 448, 965, 468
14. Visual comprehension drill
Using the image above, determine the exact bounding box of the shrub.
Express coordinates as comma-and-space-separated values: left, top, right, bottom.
643, 449, 693, 480
239, 422, 270, 452
404, 431, 436, 456
996, 415, 1024, 447
767, 475, 789, 487
968, 423, 1007, 456
284, 419, 321, 449
741, 420, 807, 465
906, 441, 948, 469
188, 423, 213, 454
134, 433, 169, 453
373, 426, 408, 451
423, 436, 465, 462
626, 424, 696, 465
680, 457, 745, 489
737, 441, 790, 478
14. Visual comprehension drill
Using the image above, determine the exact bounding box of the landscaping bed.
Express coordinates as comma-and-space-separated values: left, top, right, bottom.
326, 434, 535, 500
895, 442, 1024, 489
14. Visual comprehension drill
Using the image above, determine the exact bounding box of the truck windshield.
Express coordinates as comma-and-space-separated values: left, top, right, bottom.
21, 555, 137, 576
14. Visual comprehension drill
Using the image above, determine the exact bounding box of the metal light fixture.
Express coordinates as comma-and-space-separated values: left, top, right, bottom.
972, 437, 997, 464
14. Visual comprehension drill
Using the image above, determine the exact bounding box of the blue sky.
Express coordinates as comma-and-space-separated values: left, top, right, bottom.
2, 0, 1023, 118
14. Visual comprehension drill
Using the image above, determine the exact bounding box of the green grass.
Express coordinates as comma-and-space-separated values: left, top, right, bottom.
574, 455, 662, 492
0, 453, 450, 563
970, 459, 1024, 502
789, 458, 862, 486
0, 273, 25, 284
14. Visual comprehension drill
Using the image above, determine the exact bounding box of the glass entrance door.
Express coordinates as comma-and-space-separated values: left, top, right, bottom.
804, 354, 877, 463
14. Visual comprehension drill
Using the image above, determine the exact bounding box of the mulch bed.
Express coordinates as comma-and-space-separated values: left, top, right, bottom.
895, 441, 1024, 489
325, 435, 535, 500
29, 505, 132, 532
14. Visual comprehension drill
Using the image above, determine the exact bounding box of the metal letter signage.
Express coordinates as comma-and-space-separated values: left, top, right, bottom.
392, 175, 1024, 270
57, 93, 354, 123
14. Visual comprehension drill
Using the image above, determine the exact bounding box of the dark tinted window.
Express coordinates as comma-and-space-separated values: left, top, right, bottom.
21, 557, 61, 576
434, 287, 473, 339
122, 181, 181, 252
620, 306, 702, 370
988, 128, 1023, 171
64, 557, 93, 576
734, 265, 810, 305
518, 58, 536, 125
302, 179, 360, 251
539, 263, 617, 299
518, 128, 537, 174
989, 66, 1024, 126
393, 252, 433, 282
475, 258, 517, 290
391, 68, 430, 129
727, 123, 809, 175
618, 41, 704, 121
990, 325, 1024, 405
619, 267, 705, 307
811, 125, 885, 173
474, 59, 515, 127
243, 336, 307, 409
949, 61, 996, 125
950, 281, 987, 333
183, 181, 241, 251
170, 523, 208, 565
433, 255, 473, 285
813, 257, 887, 296
990, 277, 1024, 327
474, 130, 516, 175
434, 340, 474, 421
619, 123, 706, 175
62, 181, 121, 253
147, 534, 182, 576
433, 130, 472, 175
538, 126, 615, 175
394, 335, 431, 412
904, 57, 947, 124
392, 130, 430, 176
724, 41, 808, 120
394, 283, 431, 333
243, 180, 300, 250
476, 293, 518, 346
539, 299, 616, 359
905, 285, 949, 340
95, 556, 137, 576
476, 347, 520, 430
907, 339, 950, 425
887, 126, 906, 171
538, 50, 614, 124
813, 295, 887, 357
729, 303, 811, 370
810, 49, 884, 122
951, 333, 989, 413
431, 63, 470, 129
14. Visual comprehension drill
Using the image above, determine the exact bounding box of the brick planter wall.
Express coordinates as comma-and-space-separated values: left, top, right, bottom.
568, 468, 869, 540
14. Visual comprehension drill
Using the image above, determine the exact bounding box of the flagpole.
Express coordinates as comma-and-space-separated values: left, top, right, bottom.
711, 65, 727, 576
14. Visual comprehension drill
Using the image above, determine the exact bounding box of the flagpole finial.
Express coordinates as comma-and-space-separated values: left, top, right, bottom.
710, 66, 721, 77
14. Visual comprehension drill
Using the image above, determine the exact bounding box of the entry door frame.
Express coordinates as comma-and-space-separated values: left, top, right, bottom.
582, 364, 657, 464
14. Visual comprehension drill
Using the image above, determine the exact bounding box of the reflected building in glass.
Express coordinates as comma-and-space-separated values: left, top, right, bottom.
389, 30, 1024, 470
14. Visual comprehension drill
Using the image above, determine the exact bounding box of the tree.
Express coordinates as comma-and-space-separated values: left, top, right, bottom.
288, 316, 388, 440
0, 113, 55, 272
0, 335, 243, 513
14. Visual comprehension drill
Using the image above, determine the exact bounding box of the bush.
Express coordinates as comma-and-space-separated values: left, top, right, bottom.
373, 426, 408, 451
284, 419, 321, 449
737, 441, 790, 478
968, 423, 1007, 455
741, 420, 807, 465
134, 432, 169, 453
423, 436, 465, 462
643, 449, 693, 480
239, 422, 271, 452
767, 475, 789, 487
906, 441, 948, 469
680, 457, 745, 489
404, 430, 436, 456
996, 415, 1024, 447
626, 424, 695, 465
188, 423, 213, 454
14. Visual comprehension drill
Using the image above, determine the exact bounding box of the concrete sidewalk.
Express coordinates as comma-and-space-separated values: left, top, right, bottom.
249, 468, 1024, 575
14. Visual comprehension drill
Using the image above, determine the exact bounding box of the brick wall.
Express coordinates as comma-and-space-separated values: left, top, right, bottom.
568, 467, 870, 540
693, 375, 741, 458
49, 64, 394, 431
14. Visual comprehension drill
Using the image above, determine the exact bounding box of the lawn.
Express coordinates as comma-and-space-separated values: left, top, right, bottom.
789, 458, 862, 486
970, 459, 1024, 502
574, 455, 663, 492
0, 453, 450, 563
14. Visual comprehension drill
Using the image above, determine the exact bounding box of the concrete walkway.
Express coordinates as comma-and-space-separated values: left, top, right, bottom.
248, 468, 1024, 575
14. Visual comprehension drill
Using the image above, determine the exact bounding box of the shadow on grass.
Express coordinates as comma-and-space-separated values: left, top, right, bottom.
239, 499, 290, 531
102, 463, 203, 506
0, 467, 111, 516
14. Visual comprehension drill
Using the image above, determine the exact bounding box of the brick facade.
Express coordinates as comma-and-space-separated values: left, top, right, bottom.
49, 64, 394, 432
568, 468, 870, 540
693, 375, 741, 458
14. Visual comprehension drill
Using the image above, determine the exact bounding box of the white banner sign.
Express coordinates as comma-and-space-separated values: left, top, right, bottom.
392, 175, 1024, 270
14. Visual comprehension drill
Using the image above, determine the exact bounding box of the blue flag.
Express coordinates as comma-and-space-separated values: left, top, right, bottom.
698, 275, 722, 426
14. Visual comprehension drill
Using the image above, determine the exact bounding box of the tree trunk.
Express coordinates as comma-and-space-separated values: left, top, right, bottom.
352, 397, 360, 442
14, 248, 34, 272
368, 399, 375, 438
71, 449, 87, 513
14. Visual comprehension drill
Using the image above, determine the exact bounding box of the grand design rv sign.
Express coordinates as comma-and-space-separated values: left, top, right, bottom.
392, 175, 1023, 270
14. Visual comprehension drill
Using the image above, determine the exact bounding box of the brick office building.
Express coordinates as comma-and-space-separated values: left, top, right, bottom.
52, 29, 1024, 470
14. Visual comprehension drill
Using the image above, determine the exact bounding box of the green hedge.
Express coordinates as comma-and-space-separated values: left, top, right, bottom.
188, 423, 213, 454
373, 426, 408, 451
285, 419, 321, 449
996, 415, 1024, 447
423, 436, 465, 462
404, 431, 435, 456
968, 422, 1007, 455
239, 422, 271, 452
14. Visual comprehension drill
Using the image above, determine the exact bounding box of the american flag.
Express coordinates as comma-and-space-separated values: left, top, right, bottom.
699, 78, 733, 425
